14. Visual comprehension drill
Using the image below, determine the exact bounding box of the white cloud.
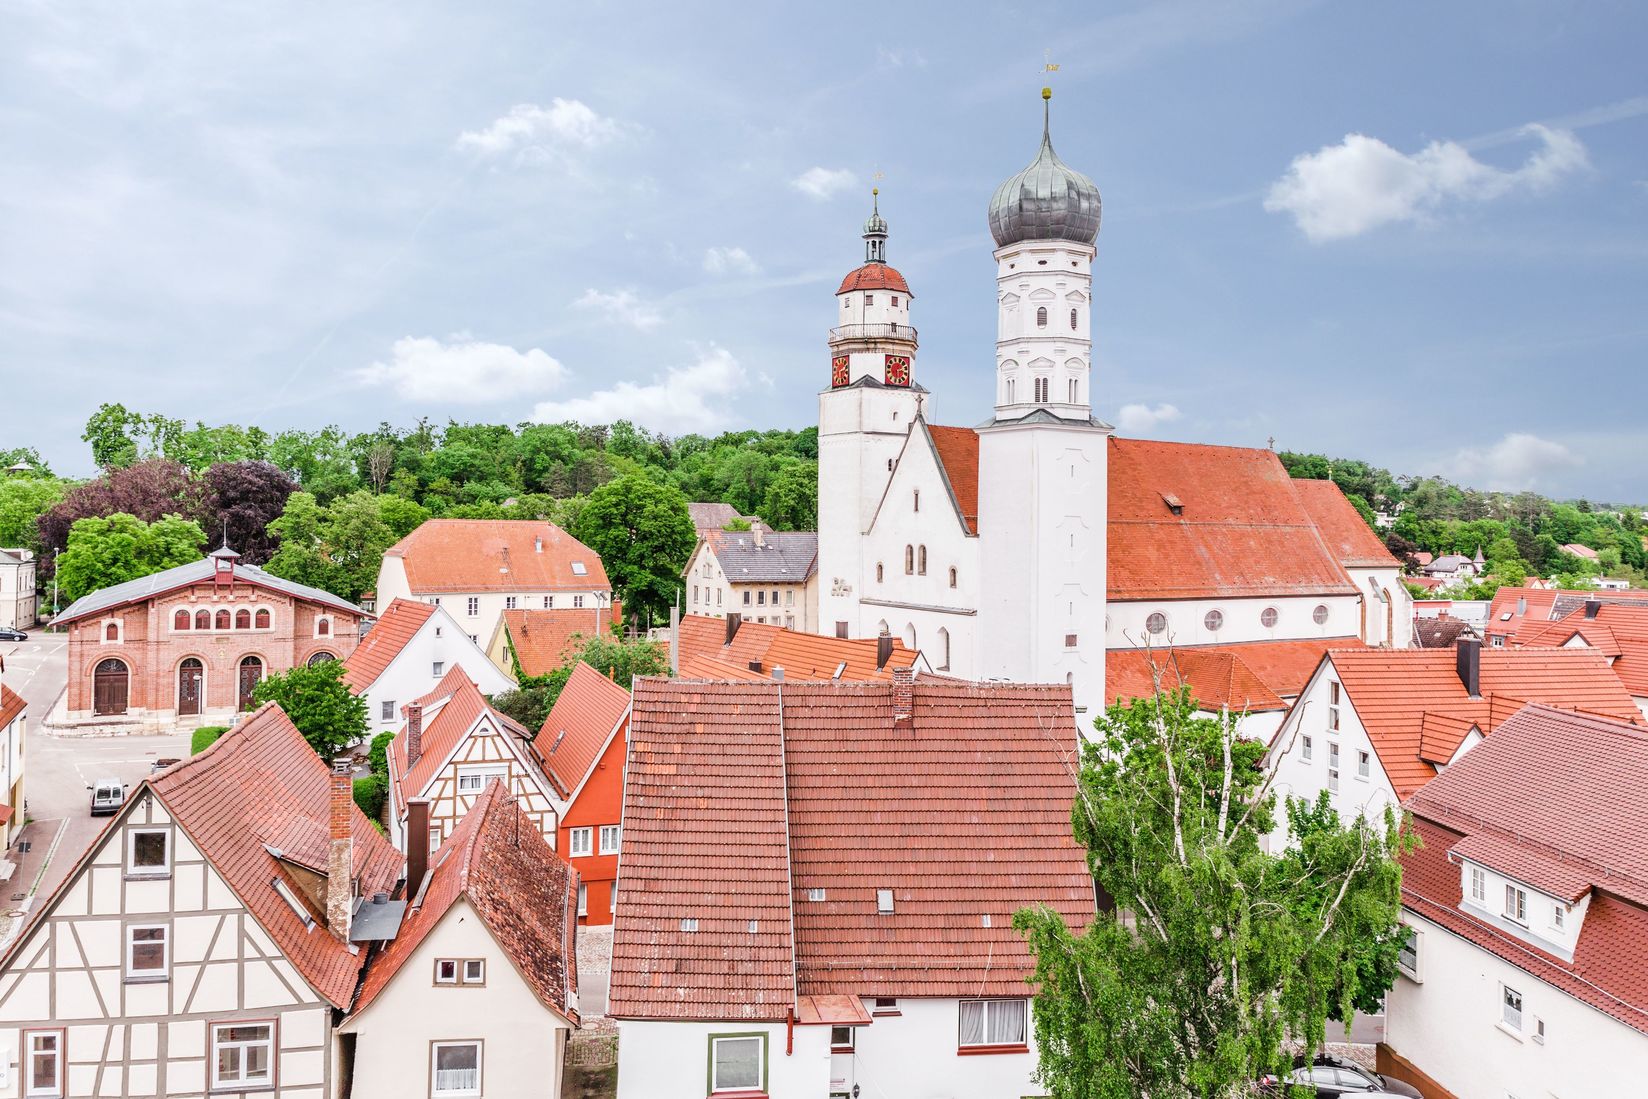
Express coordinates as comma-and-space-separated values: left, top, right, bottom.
791, 166, 858, 201
456, 99, 621, 159
531, 346, 746, 434
1450, 432, 1582, 491
1265, 124, 1587, 241
702, 245, 760, 275
354, 335, 567, 402
572, 288, 663, 331
1115, 402, 1182, 433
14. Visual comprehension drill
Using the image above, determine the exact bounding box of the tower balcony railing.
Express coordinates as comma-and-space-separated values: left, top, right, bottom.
827, 323, 919, 349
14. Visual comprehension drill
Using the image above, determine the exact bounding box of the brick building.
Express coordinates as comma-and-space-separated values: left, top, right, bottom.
53, 545, 364, 725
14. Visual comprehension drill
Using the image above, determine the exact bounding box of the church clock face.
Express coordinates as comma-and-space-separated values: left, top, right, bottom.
883, 354, 911, 387
831, 355, 851, 388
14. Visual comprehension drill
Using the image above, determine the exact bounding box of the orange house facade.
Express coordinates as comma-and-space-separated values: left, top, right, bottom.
55, 546, 363, 725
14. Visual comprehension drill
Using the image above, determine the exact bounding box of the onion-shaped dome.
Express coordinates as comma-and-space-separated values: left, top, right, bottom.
988, 90, 1100, 247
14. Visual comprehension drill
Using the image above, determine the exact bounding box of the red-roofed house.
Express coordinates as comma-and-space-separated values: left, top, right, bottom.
485, 603, 624, 680
676, 613, 926, 681
385, 670, 560, 855
0, 703, 400, 1097
375, 519, 612, 653
536, 662, 631, 924
339, 780, 580, 1098
611, 673, 1093, 1099
341, 597, 513, 736
1514, 601, 1648, 718
0, 662, 26, 849
1265, 642, 1642, 850
1379, 705, 1648, 1098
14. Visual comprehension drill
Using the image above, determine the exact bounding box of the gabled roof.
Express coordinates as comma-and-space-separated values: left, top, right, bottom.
687, 502, 760, 536
391, 673, 536, 805
926, 424, 980, 535
1518, 603, 1648, 697
702, 530, 818, 585
54, 555, 361, 624
500, 605, 623, 679
1400, 705, 1648, 1034
340, 598, 436, 691
1108, 637, 1365, 712
352, 781, 579, 1021
534, 661, 631, 799
1412, 616, 1477, 649
610, 677, 1093, 1018
1323, 648, 1643, 798
0, 684, 23, 732
1290, 478, 1396, 568
384, 519, 609, 594
675, 614, 920, 681
1485, 586, 1648, 645
0, 704, 403, 1007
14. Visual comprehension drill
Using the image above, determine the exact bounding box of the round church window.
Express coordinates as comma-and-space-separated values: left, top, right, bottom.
1313, 604, 1330, 626
1260, 606, 1279, 629
1146, 612, 1168, 635
1204, 609, 1223, 632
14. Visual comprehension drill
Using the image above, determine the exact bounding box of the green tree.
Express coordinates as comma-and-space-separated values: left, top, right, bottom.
571, 474, 696, 626
56, 513, 206, 603
81, 402, 145, 469
492, 633, 669, 729
0, 477, 70, 548
761, 460, 818, 531
1014, 690, 1407, 1099
251, 661, 367, 757
265, 492, 343, 595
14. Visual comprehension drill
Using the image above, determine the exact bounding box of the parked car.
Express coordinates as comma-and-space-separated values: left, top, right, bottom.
0, 627, 26, 641
88, 779, 127, 816
1258, 1055, 1422, 1098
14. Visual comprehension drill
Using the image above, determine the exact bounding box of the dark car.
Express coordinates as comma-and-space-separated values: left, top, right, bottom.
0, 627, 26, 642
1259, 1054, 1423, 1098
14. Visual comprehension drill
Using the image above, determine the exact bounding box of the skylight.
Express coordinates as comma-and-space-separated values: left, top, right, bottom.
571, 561, 588, 576
272, 877, 315, 931
680, 917, 699, 932
877, 889, 895, 914
807, 887, 826, 901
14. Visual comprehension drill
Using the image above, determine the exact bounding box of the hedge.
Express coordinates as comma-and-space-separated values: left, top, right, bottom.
191, 726, 229, 755
353, 773, 388, 822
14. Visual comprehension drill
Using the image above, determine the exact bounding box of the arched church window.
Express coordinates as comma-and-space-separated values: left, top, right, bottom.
948, 567, 957, 589
254, 608, 271, 629
904, 623, 917, 651
1068, 379, 1078, 403
937, 628, 951, 672
917, 546, 927, 575
876, 562, 884, 582
1204, 609, 1224, 632
1006, 378, 1015, 403
1036, 307, 1047, 328
195, 609, 211, 630
235, 609, 251, 630
173, 609, 190, 631
104, 621, 120, 642
1145, 612, 1168, 635
913, 489, 920, 513
1261, 606, 1280, 629
1034, 377, 1049, 403
1070, 308, 1078, 330
904, 546, 914, 575
216, 610, 231, 631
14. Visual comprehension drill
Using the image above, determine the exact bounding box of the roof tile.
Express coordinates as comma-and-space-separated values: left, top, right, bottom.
386, 520, 609, 594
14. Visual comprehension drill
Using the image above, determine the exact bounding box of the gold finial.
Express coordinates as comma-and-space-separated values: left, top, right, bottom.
1042, 86, 1052, 100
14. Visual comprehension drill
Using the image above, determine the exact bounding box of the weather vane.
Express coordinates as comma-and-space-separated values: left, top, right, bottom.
1042, 49, 1059, 77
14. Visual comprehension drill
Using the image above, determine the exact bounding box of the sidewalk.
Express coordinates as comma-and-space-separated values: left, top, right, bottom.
0, 817, 69, 950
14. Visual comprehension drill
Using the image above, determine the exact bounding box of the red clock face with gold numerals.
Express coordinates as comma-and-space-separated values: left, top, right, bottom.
831, 355, 851, 388
883, 354, 911, 387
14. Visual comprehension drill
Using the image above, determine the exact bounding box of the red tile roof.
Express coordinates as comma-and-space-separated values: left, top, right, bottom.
1290, 478, 1397, 568
353, 781, 579, 1020
0, 684, 23, 732
534, 661, 631, 799
610, 677, 1093, 1018
501, 605, 623, 678
386, 519, 609, 594
675, 614, 920, 681
1325, 648, 1643, 798
926, 424, 980, 535
1108, 637, 1366, 712
835, 263, 911, 295
340, 597, 435, 691
1400, 705, 1648, 1034
1518, 603, 1648, 698
391, 671, 534, 807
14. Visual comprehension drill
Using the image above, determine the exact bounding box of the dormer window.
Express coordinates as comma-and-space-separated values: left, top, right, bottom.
1470, 866, 1486, 903
1553, 904, 1566, 931
1504, 885, 1528, 924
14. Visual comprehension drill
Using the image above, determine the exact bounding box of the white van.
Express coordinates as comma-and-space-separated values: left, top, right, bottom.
88, 779, 127, 816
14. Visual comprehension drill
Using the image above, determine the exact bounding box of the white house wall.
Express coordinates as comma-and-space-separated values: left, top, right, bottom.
412, 715, 560, 851
360, 607, 515, 737
848, 997, 1043, 1099
339, 896, 571, 1099
1107, 594, 1365, 650
615, 1019, 829, 1099
1386, 912, 1648, 1099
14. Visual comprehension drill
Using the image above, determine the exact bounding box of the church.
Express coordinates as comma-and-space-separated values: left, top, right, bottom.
815, 89, 1410, 723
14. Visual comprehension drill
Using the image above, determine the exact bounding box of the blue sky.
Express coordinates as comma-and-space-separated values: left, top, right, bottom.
3, 1, 1646, 501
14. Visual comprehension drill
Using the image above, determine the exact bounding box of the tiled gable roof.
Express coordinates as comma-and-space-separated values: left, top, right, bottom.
340, 597, 435, 691
1325, 648, 1643, 798
0, 684, 23, 732
704, 529, 818, 585
1412, 616, 1476, 649
353, 781, 579, 1020
610, 678, 1094, 1018
1108, 638, 1365, 712
1400, 705, 1648, 1034
385, 519, 609, 594
501, 605, 623, 678
675, 614, 920, 681
150, 704, 399, 1006
926, 424, 980, 535
392, 673, 517, 803
836, 263, 911, 295
54, 555, 361, 624
1290, 478, 1396, 568
1518, 603, 1648, 697
534, 661, 631, 799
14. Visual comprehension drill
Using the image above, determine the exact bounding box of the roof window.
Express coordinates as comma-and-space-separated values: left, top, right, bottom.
680, 918, 699, 932
571, 561, 588, 576
1161, 492, 1184, 516
877, 889, 895, 914
807, 887, 826, 901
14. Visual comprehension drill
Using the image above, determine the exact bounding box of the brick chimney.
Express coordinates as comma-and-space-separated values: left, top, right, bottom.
406, 703, 424, 768
406, 797, 432, 900
327, 759, 354, 940
892, 667, 914, 730
876, 631, 894, 671
1455, 637, 1482, 699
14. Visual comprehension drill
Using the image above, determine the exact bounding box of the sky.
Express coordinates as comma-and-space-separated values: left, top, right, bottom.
3, 1, 1646, 501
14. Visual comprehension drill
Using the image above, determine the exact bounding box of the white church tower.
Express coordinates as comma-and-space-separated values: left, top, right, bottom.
817, 191, 926, 637
976, 88, 1111, 724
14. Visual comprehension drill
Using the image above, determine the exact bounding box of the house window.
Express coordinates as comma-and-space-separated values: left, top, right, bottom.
716, 590, 722, 606
958, 998, 1028, 1049
1327, 743, 1340, 792
432, 661, 445, 677
1035, 306, 1047, 328
693, 585, 699, 604
757, 590, 766, 606
599, 824, 621, 854
254, 608, 270, 629
104, 620, 120, 642
1397, 927, 1421, 980
210, 1022, 274, 1089
1313, 604, 1329, 625
431, 1041, 482, 1097
464, 959, 484, 983
903, 545, 914, 574
316, 616, 330, 637
125, 924, 169, 980
807, 887, 826, 901
1328, 682, 1341, 730
1553, 904, 1566, 930
1064, 633, 1078, 648
1491, 635, 1505, 648
1470, 866, 1486, 903
877, 889, 894, 914
215, 610, 231, 631
1356, 750, 1370, 780
544, 596, 554, 609
1261, 606, 1279, 628
1502, 985, 1523, 1031
504, 596, 517, 610
709, 1034, 765, 1094
743, 591, 752, 606
830, 1026, 855, 1052
436, 959, 458, 983
578, 883, 588, 915
23, 1030, 63, 1098
195, 609, 211, 630
1301, 735, 1313, 762
456, 768, 504, 795
466, 597, 479, 617
173, 609, 190, 631
126, 829, 170, 878
381, 700, 396, 722
865, 295, 874, 305
569, 827, 593, 857
232, 608, 251, 630
436, 959, 485, 985
429, 825, 442, 852
785, 590, 794, 606
1505, 885, 1527, 924
1204, 609, 1223, 632
872, 997, 898, 1015
1145, 612, 1167, 635
913, 489, 920, 512
573, 595, 585, 608
917, 545, 927, 575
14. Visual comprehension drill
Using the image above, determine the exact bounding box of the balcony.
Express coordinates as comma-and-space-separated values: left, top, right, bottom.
828, 323, 919, 349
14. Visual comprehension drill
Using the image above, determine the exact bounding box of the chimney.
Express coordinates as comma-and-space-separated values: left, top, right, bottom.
1585, 598, 1602, 620
726, 612, 742, 645
1455, 638, 1482, 699
406, 797, 432, 899
1516, 596, 1527, 616
875, 631, 893, 670
892, 667, 914, 730
669, 603, 680, 675
406, 703, 424, 767
752, 525, 765, 549
327, 759, 354, 939
771, 666, 784, 682
748, 660, 764, 674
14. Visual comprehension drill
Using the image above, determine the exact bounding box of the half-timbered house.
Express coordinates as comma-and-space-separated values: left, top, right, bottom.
0, 703, 400, 1098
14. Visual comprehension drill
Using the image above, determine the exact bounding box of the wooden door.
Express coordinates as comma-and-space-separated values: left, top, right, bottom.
178, 659, 203, 716
93, 659, 129, 716
237, 657, 263, 711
